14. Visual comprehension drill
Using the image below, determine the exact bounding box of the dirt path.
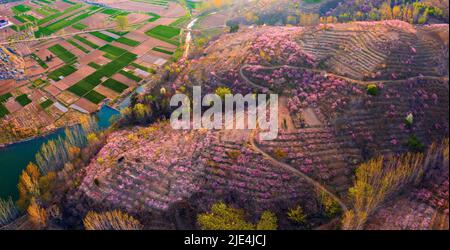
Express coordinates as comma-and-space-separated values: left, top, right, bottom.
249, 130, 349, 212
241, 62, 448, 223
240, 64, 349, 213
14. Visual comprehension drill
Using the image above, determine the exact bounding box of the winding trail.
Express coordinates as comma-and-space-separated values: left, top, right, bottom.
249, 130, 349, 213
240, 63, 349, 214
240, 63, 449, 218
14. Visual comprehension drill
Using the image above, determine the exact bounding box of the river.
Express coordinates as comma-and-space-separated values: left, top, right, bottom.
0, 105, 120, 200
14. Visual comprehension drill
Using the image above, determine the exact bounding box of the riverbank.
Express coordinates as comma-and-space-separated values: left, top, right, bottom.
0, 105, 120, 200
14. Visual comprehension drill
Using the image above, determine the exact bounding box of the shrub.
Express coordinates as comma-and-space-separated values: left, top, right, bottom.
197, 202, 254, 230
215, 87, 232, 100
407, 135, 425, 152
342, 153, 426, 229
404, 113, 414, 127
287, 206, 306, 224
27, 198, 47, 229
256, 211, 278, 230
83, 210, 143, 230
226, 150, 241, 160
273, 148, 287, 160
197, 202, 277, 230
367, 84, 378, 96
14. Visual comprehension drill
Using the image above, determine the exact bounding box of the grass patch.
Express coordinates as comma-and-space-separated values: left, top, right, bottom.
40, 99, 54, 109
74, 35, 100, 49
145, 25, 180, 46
116, 37, 140, 47
102, 78, 129, 93
15, 94, 32, 107
48, 44, 77, 64
47, 64, 77, 81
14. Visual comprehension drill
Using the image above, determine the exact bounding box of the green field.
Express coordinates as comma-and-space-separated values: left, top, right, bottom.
88, 62, 102, 69
72, 23, 88, 31
0, 104, 9, 118
12, 4, 32, 14
90, 31, 116, 42
47, 64, 77, 81
37, 4, 83, 26
39, 99, 54, 109
99, 44, 127, 58
152, 46, 174, 55
145, 25, 180, 46
36, 6, 101, 37
48, 44, 77, 64
0, 93, 12, 103
67, 39, 90, 53
15, 94, 32, 107
74, 35, 100, 49
101, 8, 130, 17
116, 37, 140, 47
30, 53, 48, 69
119, 70, 142, 82
84, 90, 106, 104
102, 79, 129, 93
131, 63, 155, 73
68, 52, 137, 97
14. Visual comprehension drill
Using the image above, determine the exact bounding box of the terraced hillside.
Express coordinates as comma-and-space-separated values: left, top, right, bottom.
59, 20, 449, 230
69, 124, 324, 229
298, 21, 449, 80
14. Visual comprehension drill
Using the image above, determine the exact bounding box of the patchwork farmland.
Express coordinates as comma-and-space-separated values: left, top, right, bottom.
0, 0, 190, 144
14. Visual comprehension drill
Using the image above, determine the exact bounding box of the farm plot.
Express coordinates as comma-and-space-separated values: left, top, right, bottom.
36, 6, 102, 37
83, 90, 106, 104
12, 4, 32, 14
48, 44, 77, 64
99, 44, 127, 58
72, 23, 87, 30
68, 52, 137, 96
67, 39, 90, 53
145, 25, 181, 45
30, 53, 48, 69
74, 35, 100, 49
0, 104, 8, 118
90, 31, 116, 42
116, 37, 140, 47
39, 99, 54, 109
37, 3, 83, 26
15, 94, 32, 107
47, 64, 77, 81
101, 78, 129, 93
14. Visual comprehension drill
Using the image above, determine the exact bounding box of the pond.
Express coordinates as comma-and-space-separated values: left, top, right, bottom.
0, 105, 120, 200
